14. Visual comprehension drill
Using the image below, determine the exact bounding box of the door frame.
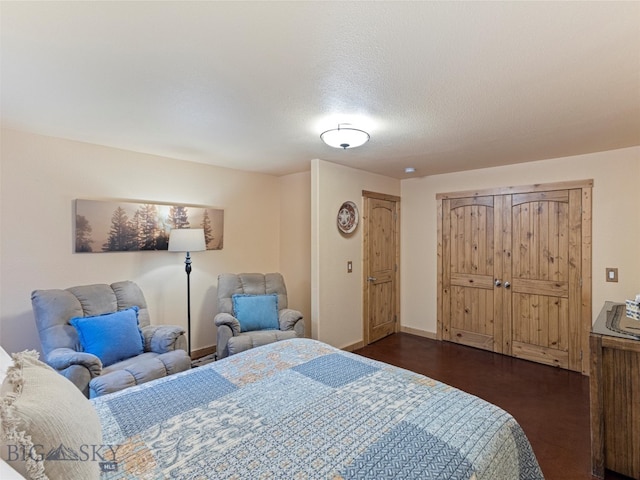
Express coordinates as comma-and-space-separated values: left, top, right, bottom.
437, 179, 593, 374
362, 190, 401, 345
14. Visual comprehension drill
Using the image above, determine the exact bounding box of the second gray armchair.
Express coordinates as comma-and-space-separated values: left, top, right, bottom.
214, 273, 304, 359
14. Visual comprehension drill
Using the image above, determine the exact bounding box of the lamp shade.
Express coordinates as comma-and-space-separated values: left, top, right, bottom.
168, 228, 206, 252
320, 124, 370, 149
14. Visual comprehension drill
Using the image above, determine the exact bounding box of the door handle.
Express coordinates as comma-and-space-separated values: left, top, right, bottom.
495, 279, 502, 287
367, 276, 377, 282
503, 281, 511, 289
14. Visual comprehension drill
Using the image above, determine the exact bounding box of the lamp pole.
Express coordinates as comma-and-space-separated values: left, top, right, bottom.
168, 228, 206, 362
184, 251, 192, 358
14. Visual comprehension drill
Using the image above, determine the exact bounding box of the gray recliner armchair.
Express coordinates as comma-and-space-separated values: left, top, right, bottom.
214, 273, 304, 359
32, 280, 191, 398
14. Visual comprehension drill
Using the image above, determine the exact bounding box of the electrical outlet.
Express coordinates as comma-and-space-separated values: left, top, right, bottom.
606, 267, 618, 282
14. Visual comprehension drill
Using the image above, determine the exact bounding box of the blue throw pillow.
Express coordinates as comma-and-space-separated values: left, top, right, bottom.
232, 294, 279, 333
70, 306, 144, 367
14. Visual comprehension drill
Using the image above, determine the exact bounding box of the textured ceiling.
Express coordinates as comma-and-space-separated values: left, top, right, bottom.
1, 1, 639, 179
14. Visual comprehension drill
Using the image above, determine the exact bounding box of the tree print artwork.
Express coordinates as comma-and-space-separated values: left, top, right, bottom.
75, 199, 224, 253
75, 214, 94, 252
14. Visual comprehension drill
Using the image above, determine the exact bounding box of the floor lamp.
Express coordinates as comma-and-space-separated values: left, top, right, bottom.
168, 228, 206, 358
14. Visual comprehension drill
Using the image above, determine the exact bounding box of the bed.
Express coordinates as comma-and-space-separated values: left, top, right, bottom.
90, 338, 543, 479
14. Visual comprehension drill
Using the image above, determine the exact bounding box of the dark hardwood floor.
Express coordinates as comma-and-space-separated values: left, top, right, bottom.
353, 333, 630, 480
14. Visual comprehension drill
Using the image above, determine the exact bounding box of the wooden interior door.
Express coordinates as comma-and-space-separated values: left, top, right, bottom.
438, 181, 592, 373
441, 196, 503, 353
508, 190, 583, 370
363, 191, 400, 345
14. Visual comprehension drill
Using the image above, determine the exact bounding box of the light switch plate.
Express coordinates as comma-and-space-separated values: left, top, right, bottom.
347, 261, 353, 273
606, 267, 618, 282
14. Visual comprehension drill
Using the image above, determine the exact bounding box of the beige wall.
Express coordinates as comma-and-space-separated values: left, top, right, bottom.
401, 146, 640, 336
279, 171, 312, 335
311, 159, 400, 349
0, 129, 290, 354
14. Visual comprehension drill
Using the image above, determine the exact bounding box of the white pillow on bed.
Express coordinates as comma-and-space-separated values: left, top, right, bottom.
0, 458, 26, 480
0, 345, 13, 384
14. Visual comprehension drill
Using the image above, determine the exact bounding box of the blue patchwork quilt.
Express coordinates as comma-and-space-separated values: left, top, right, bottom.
92, 338, 544, 479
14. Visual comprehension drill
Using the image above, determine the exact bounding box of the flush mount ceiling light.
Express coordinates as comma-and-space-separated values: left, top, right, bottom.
320, 123, 370, 149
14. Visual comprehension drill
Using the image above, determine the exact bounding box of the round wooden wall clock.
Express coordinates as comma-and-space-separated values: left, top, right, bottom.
337, 201, 359, 234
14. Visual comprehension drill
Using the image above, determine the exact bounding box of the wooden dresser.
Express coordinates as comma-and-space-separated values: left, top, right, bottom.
590, 301, 640, 479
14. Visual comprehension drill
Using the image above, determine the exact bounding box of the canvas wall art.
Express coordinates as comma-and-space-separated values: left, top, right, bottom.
75, 199, 224, 253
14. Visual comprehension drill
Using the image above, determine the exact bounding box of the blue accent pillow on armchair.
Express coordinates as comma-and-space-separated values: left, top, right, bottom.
70, 306, 144, 367
232, 294, 279, 332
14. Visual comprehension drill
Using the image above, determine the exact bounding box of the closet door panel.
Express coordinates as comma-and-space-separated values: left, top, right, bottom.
509, 190, 581, 371
443, 197, 499, 353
